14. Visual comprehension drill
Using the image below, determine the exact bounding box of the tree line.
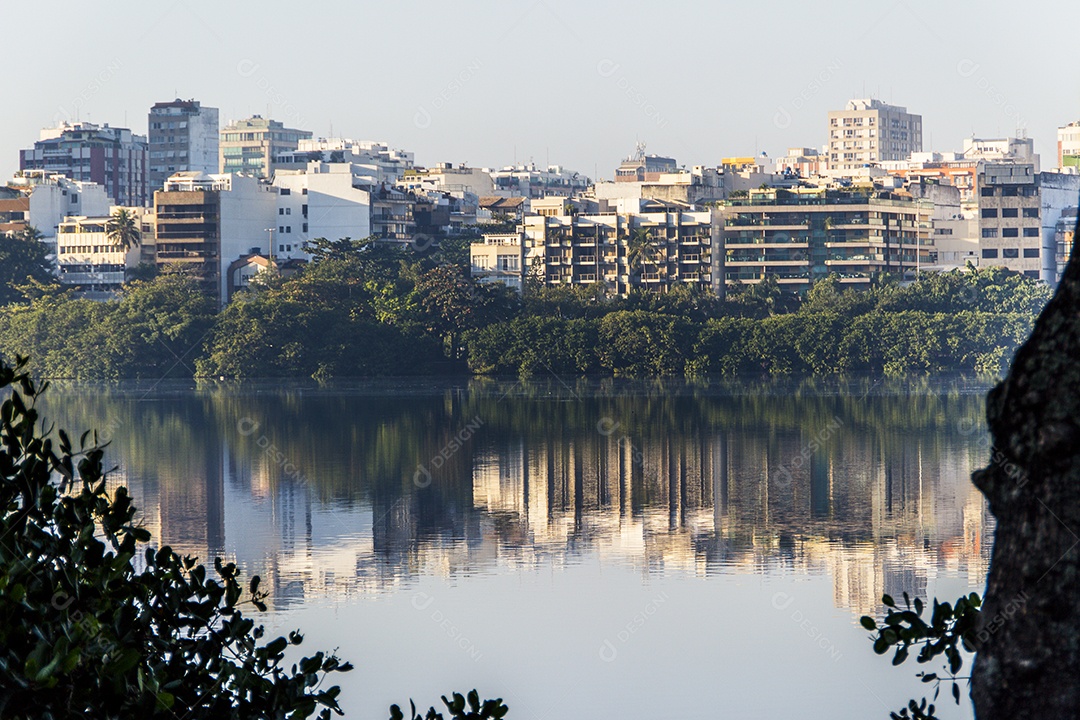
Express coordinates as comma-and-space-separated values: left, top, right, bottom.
0, 233, 1052, 379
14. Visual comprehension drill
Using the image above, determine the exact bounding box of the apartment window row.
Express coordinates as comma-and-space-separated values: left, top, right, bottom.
982, 248, 1040, 259
982, 208, 1041, 219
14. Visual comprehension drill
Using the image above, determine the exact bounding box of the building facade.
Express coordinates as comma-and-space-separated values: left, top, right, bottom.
719, 187, 932, 293
56, 210, 146, 299
219, 116, 312, 178
827, 99, 922, 171
152, 172, 277, 304
472, 202, 718, 295
10, 171, 113, 246
148, 99, 220, 192
19, 122, 149, 206
272, 162, 372, 258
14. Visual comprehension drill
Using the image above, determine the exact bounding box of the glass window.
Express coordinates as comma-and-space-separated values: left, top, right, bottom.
1002, 248, 1019, 258
1023, 248, 1039, 258
1002, 228, 1019, 238
982, 248, 998, 259
981, 208, 998, 218
1023, 207, 1039, 218
1001, 208, 1018, 218
981, 228, 998, 238
1023, 227, 1040, 237
981, 187, 995, 197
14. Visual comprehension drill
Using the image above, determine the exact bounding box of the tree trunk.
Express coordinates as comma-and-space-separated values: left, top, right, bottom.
971, 226, 1080, 718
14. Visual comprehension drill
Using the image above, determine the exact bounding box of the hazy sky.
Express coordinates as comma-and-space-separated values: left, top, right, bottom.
3, 0, 1078, 182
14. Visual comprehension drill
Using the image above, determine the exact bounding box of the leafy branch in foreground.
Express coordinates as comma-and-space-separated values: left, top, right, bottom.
390, 690, 509, 720
859, 592, 982, 720
0, 355, 352, 718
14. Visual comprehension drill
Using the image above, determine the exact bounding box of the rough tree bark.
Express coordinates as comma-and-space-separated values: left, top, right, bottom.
971, 223, 1080, 718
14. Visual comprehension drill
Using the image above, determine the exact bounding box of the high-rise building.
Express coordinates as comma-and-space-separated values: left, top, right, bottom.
219, 116, 311, 178
827, 99, 923, 171
19, 122, 149, 206
151, 172, 277, 304
147, 99, 219, 192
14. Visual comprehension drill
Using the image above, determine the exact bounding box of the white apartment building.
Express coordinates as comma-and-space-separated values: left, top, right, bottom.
471, 233, 525, 292
397, 163, 494, 197
488, 163, 590, 199
827, 99, 922, 171
56, 208, 148, 298
9, 171, 113, 247
275, 138, 415, 185
272, 162, 373, 258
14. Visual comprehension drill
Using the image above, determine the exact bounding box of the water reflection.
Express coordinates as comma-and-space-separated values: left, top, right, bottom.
39, 377, 993, 618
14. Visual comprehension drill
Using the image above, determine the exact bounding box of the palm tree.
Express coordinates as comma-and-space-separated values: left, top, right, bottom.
626, 227, 659, 281
106, 208, 141, 252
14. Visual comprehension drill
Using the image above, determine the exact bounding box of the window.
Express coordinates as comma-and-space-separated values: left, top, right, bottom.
1024, 270, 1040, 278
285, 208, 291, 215
982, 228, 998, 238
1002, 228, 1019, 238
981, 187, 995, 197
982, 249, 998, 259
1002, 248, 1019, 258
278, 208, 284, 215
1001, 208, 1018, 218
1023, 227, 1040, 238
1023, 207, 1039, 218
286, 226, 291, 233
279, 226, 285, 233
280, 188, 291, 195
1023, 248, 1039, 258
981, 208, 998, 218
302, 223, 308, 232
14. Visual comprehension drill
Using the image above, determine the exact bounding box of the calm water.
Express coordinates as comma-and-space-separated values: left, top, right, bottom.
38, 377, 994, 720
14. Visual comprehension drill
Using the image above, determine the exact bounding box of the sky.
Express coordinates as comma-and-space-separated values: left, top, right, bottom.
2, 0, 1078, 182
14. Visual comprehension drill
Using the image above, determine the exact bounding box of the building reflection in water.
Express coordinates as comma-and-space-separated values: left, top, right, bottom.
46, 380, 992, 618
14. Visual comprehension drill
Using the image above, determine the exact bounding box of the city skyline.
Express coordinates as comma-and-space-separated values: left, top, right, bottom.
2, 0, 1077, 183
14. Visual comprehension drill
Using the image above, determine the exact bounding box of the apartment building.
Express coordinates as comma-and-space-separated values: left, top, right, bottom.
9, 171, 113, 246
472, 201, 718, 295
152, 172, 277, 303
471, 233, 525, 292
719, 187, 932, 293
56, 210, 147, 298
219, 116, 311, 178
972, 162, 1080, 282
275, 138, 414, 185
148, 99, 219, 191
272, 161, 372, 258
20, 122, 149, 206
489, 163, 590, 198
396, 163, 494, 197
614, 147, 677, 182
827, 99, 922, 171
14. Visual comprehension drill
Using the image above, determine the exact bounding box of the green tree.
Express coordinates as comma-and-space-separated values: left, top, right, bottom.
626, 228, 659, 282
0, 227, 54, 305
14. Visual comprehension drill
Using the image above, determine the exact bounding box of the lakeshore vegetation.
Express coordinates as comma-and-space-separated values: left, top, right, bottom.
0, 235, 1051, 380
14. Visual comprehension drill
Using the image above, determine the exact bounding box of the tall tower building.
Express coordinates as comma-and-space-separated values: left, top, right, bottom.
19, 122, 149, 206
147, 99, 220, 192
219, 116, 311, 179
827, 99, 923, 171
